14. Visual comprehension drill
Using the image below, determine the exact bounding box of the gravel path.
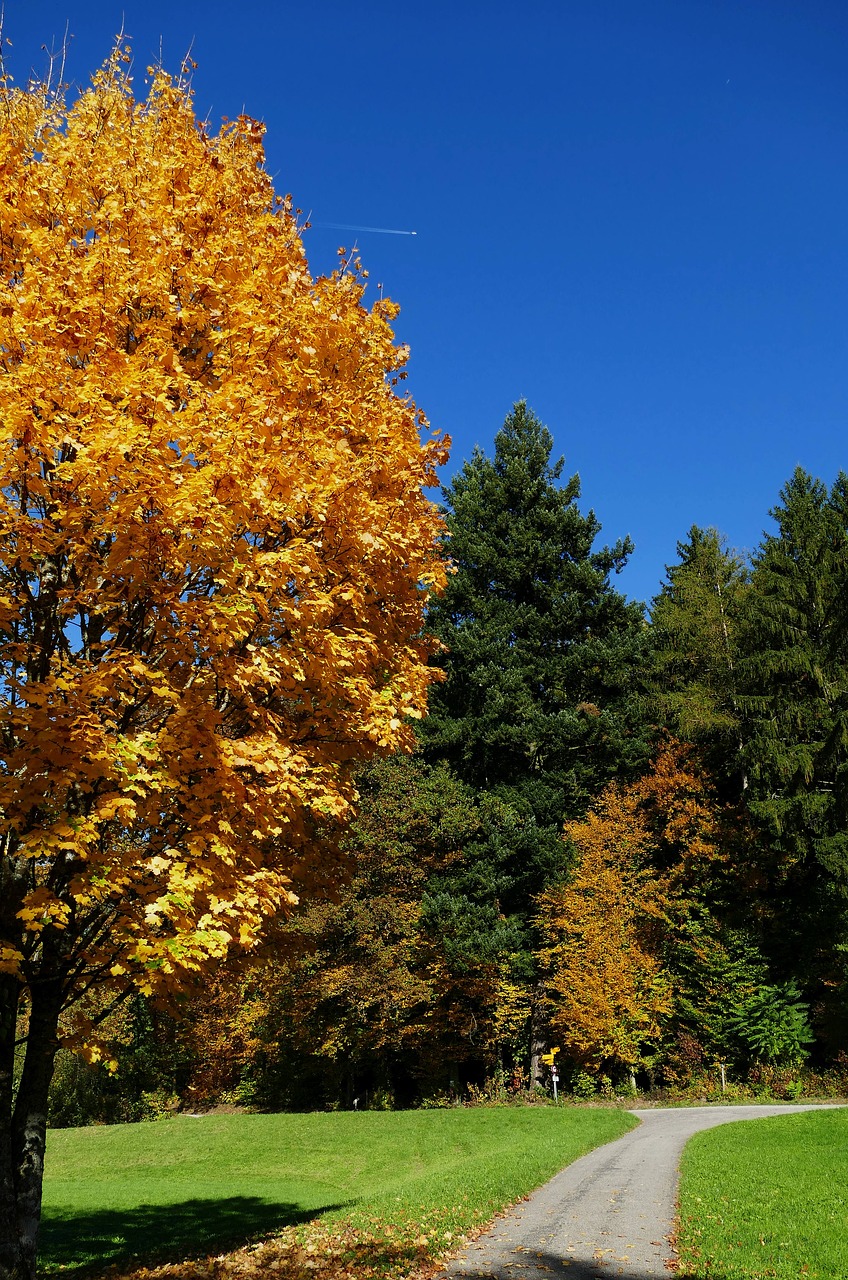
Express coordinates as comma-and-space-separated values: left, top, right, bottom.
441, 1104, 840, 1280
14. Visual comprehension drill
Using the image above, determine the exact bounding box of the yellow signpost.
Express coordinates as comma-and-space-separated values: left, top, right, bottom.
541, 1047, 560, 1100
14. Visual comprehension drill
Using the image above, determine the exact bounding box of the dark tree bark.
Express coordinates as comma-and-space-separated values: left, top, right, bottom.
529, 984, 546, 1091
0, 966, 64, 1280
0, 975, 22, 1280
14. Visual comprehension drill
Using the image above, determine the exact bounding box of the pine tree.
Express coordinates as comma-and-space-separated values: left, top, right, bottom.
421, 402, 649, 917
740, 467, 848, 1034
647, 526, 749, 794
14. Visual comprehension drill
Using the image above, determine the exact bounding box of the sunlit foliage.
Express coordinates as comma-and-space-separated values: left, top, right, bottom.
0, 46, 446, 1277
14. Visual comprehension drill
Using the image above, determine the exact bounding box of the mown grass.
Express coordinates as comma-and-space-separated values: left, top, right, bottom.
41, 1105, 636, 1275
677, 1107, 848, 1279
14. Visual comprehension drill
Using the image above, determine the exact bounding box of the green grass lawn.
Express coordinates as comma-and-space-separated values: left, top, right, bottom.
677, 1108, 848, 1279
41, 1105, 636, 1273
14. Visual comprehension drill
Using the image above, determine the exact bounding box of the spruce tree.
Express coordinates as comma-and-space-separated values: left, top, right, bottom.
740, 467, 848, 1039
647, 526, 750, 794
420, 402, 649, 918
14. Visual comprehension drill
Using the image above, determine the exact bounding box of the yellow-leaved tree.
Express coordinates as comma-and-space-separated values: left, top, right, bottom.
0, 47, 447, 1277
536, 788, 672, 1084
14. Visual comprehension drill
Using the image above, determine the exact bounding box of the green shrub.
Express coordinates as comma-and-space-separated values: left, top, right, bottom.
466, 1071, 510, 1107
418, 1091, 459, 1109
366, 1088, 396, 1111
731, 981, 813, 1067
570, 1071, 596, 1099
748, 1063, 805, 1100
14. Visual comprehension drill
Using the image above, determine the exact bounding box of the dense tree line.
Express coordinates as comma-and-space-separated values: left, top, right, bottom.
48, 404, 848, 1118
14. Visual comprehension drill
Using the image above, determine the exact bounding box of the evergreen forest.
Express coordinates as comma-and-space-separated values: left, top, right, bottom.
48, 404, 848, 1121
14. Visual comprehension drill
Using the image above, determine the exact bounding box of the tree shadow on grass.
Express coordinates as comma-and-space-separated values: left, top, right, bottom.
39, 1196, 348, 1274
439, 1250, 729, 1280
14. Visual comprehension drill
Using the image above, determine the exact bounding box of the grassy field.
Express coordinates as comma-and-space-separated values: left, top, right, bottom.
677, 1107, 848, 1279
41, 1105, 636, 1274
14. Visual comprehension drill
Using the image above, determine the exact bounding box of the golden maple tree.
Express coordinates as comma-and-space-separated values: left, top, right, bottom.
0, 47, 446, 1277
536, 787, 673, 1081
537, 741, 767, 1089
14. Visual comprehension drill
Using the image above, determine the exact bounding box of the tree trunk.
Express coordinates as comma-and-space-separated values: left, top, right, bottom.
0, 976, 22, 1280
529, 984, 546, 1090
0, 974, 63, 1280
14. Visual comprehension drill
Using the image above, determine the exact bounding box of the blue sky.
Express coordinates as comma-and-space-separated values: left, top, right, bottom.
8, 1, 847, 604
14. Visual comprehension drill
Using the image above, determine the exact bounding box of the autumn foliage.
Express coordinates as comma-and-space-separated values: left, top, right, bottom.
536, 740, 769, 1083
172, 758, 519, 1111
537, 786, 672, 1077
0, 47, 446, 1278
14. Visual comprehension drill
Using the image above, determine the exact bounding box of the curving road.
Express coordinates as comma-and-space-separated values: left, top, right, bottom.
441, 1104, 840, 1280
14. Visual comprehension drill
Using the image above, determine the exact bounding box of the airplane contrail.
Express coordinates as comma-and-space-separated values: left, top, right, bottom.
314, 222, 418, 236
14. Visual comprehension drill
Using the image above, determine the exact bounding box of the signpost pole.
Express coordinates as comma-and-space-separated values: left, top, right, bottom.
541, 1047, 560, 1103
